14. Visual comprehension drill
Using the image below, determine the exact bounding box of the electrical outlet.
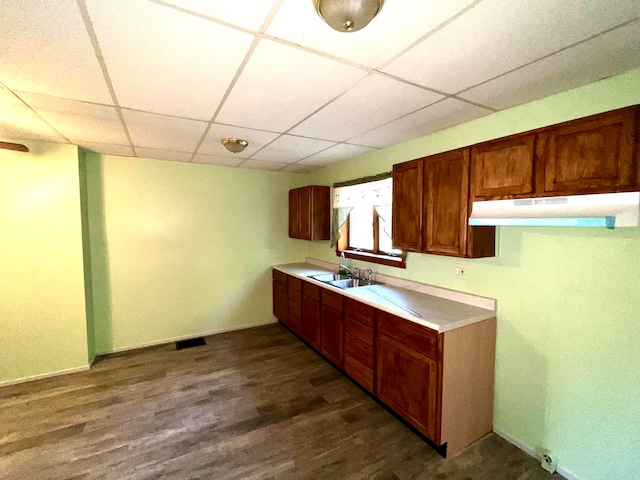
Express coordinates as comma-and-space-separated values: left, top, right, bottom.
454, 265, 466, 279
541, 454, 557, 474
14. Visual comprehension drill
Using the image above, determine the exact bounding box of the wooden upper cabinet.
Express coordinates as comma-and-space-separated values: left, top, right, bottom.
424, 149, 469, 257
537, 107, 638, 195
392, 159, 423, 252
289, 186, 330, 241
298, 186, 312, 240
471, 134, 536, 199
288, 190, 299, 238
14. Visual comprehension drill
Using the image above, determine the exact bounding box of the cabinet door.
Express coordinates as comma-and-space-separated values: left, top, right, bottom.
321, 305, 343, 368
344, 335, 374, 392
288, 189, 299, 238
376, 332, 440, 442
298, 187, 311, 240
302, 295, 320, 349
424, 149, 469, 257
392, 159, 423, 251
273, 281, 288, 323
538, 108, 638, 195
471, 134, 535, 199
309, 186, 331, 241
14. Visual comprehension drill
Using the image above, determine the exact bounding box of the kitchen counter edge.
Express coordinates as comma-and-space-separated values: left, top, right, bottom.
273, 262, 496, 333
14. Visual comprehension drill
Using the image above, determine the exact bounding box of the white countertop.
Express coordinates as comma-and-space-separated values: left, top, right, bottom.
273, 262, 496, 333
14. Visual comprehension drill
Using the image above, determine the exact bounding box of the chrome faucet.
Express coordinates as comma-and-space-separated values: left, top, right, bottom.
365, 268, 374, 282
339, 253, 360, 279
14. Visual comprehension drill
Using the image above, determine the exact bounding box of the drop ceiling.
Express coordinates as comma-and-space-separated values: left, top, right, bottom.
1, 0, 639, 173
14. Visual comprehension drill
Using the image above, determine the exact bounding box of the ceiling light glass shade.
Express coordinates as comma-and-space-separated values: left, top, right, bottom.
221, 138, 248, 154
313, 0, 385, 33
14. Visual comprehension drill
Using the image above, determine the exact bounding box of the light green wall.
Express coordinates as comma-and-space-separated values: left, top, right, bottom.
0, 141, 89, 384
85, 154, 308, 353
307, 68, 640, 480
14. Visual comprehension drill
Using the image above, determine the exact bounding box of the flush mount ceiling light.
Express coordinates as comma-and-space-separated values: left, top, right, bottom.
221, 138, 248, 154
312, 0, 386, 33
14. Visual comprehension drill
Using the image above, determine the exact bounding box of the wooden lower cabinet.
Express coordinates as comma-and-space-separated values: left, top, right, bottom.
376, 311, 441, 442
273, 271, 496, 456
287, 278, 302, 336
272, 270, 288, 325
343, 299, 375, 392
376, 311, 496, 455
302, 282, 321, 350
320, 289, 344, 368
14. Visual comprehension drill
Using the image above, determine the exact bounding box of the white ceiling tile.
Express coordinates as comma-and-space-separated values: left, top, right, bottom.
252, 135, 336, 163
267, 0, 475, 67
460, 21, 640, 111
298, 144, 377, 167
0, 86, 66, 143
122, 110, 207, 152
79, 142, 135, 157
239, 159, 289, 171
135, 147, 193, 163
18, 92, 128, 145
280, 164, 323, 174
291, 74, 443, 141
78, 142, 135, 157
0, 0, 112, 104
198, 124, 280, 158
85, 0, 254, 120
383, 0, 640, 93
215, 39, 367, 132
159, 0, 277, 30
349, 99, 492, 148
192, 154, 244, 167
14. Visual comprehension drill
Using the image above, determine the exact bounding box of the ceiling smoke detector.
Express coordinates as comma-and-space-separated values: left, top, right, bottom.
221, 138, 248, 154
312, 0, 386, 33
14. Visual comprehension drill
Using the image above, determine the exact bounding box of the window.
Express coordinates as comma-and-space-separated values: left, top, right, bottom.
333, 177, 406, 268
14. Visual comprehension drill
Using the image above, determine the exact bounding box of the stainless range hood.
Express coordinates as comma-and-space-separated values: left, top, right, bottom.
469, 192, 640, 229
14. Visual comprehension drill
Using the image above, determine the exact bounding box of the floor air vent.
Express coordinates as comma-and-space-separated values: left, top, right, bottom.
175, 337, 206, 350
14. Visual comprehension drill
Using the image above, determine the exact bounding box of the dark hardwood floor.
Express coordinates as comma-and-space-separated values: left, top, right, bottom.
1, 324, 555, 480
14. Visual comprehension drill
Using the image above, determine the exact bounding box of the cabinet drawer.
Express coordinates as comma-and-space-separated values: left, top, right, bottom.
288, 300, 301, 320
343, 298, 374, 327
344, 356, 373, 392
289, 277, 302, 292
345, 334, 374, 370
288, 315, 301, 336
273, 269, 288, 285
302, 281, 321, 301
288, 288, 301, 306
345, 316, 374, 346
377, 311, 439, 360
321, 289, 343, 311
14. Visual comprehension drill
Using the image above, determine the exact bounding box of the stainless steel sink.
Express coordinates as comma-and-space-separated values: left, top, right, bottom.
308, 273, 383, 289
308, 273, 350, 282
327, 278, 383, 289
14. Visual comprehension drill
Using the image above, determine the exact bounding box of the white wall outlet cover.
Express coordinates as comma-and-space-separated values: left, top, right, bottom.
541, 454, 557, 474
454, 265, 466, 278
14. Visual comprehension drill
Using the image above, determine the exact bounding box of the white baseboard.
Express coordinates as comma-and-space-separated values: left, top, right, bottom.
0, 365, 90, 388
493, 428, 580, 480
96, 319, 278, 355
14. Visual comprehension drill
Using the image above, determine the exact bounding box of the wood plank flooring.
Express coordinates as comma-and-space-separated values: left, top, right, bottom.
0, 324, 556, 480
